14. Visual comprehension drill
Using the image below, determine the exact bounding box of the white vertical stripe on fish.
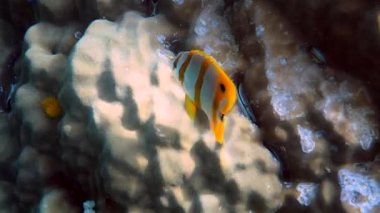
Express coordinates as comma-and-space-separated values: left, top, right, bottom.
183, 54, 204, 101
174, 52, 188, 80
200, 65, 217, 118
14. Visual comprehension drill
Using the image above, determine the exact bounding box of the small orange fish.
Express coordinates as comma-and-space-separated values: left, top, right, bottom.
40, 96, 63, 118
173, 50, 237, 144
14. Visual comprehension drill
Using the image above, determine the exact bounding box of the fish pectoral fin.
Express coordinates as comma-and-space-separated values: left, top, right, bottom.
185, 95, 197, 120
212, 118, 225, 144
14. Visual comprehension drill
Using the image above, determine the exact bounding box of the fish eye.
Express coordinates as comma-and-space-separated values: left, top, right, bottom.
220, 83, 226, 93
220, 113, 225, 121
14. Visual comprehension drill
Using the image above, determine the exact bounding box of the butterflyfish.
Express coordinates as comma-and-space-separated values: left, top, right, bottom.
40, 96, 63, 118
172, 50, 237, 144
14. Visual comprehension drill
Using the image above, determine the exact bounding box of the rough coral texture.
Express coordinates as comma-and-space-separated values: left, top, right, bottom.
0, 0, 379, 212
338, 161, 380, 213
61, 12, 283, 212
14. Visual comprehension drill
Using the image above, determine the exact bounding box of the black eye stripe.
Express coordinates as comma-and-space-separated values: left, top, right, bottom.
220, 83, 225, 92
173, 54, 181, 69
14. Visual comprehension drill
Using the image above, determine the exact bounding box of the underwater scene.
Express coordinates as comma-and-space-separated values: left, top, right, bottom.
0, 0, 380, 212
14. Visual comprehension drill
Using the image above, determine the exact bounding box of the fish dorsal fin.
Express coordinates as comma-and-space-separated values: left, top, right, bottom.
185, 95, 197, 120
191, 50, 223, 71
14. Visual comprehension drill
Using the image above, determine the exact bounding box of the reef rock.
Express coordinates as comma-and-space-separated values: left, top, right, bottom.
14, 84, 61, 151
269, 0, 380, 107
188, 0, 243, 73
0, 181, 17, 212
38, 190, 80, 213
0, 114, 18, 165
16, 146, 62, 210
239, 0, 379, 182
220, 114, 283, 211
62, 11, 283, 211
23, 22, 80, 92
338, 161, 380, 213
61, 11, 183, 208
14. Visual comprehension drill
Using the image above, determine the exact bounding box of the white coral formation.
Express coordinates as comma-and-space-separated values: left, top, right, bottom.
23, 22, 79, 92
318, 79, 379, 150
38, 190, 79, 213
296, 183, 319, 206
8, 12, 82, 211
62, 11, 283, 211
338, 162, 380, 213
220, 115, 283, 210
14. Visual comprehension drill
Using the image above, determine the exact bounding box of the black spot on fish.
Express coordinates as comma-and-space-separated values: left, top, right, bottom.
220, 113, 224, 121
220, 83, 226, 93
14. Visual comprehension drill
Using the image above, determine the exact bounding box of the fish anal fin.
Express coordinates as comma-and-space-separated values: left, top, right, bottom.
185, 95, 197, 120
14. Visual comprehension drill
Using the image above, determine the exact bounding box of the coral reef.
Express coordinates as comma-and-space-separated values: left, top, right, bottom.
0, 0, 378, 212
62, 11, 282, 211
269, 0, 380, 107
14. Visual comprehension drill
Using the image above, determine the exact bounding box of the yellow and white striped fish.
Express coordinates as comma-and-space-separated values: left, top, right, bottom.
173, 50, 237, 144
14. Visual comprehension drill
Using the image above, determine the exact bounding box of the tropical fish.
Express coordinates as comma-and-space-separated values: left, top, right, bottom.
302, 45, 326, 67
40, 96, 63, 118
172, 50, 237, 144
237, 83, 257, 125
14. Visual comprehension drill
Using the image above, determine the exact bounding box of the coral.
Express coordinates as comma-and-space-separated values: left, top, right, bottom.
188, 1, 243, 73
22, 22, 80, 91
16, 146, 63, 210
8, 11, 82, 210
38, 190, 80, 213
240, 0, 378, 179
95, 0, 202, 25
0, 181, 17, 212
219, 114, 283, 211
296, 183, 319, 206
338, 162, 380, 213
269, 0, 380, 107
0, 114, 18, 165
60, 11, 283, 211
14, 84, 61, 151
